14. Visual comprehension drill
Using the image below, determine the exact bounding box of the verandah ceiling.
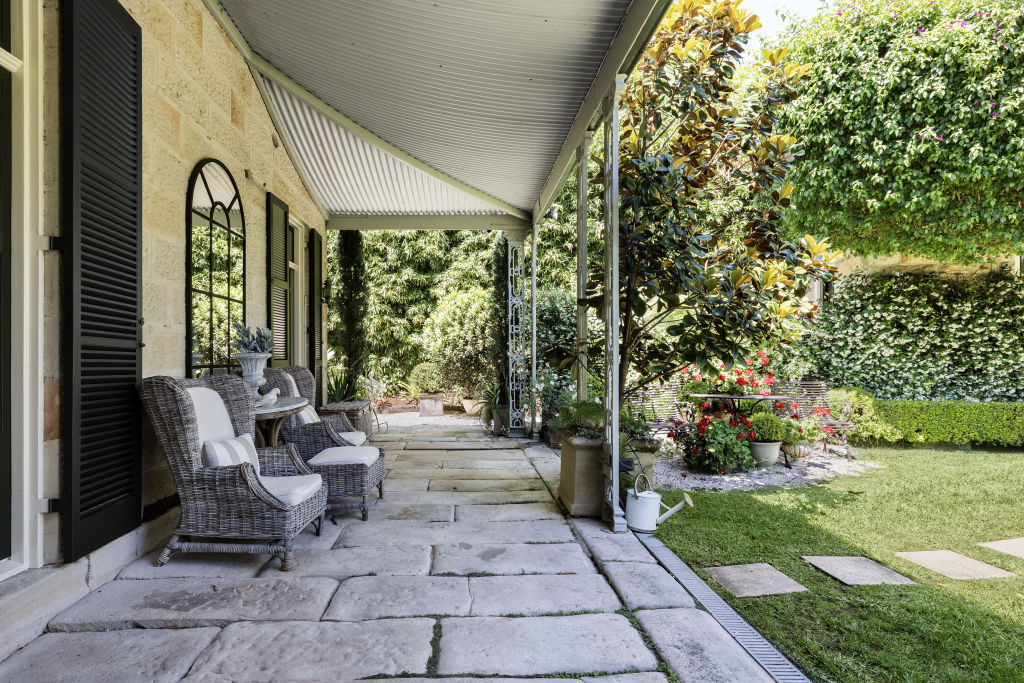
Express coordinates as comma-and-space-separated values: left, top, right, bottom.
213, 0, 666, 220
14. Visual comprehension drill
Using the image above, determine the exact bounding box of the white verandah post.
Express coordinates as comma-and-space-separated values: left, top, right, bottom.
576, 132, 593, 402
530, 219, 539, 437
506, 230, 527, 438
602, 76, 626, 531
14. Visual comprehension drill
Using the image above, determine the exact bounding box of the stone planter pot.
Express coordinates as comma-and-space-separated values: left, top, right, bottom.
418, 392, 444, 417
782, 441, 817, 460
749, 441, 782, 468
462, 398, 483, 416
545, 426, 562, 449
558, 432, 604, 517
631, 438, 661, 471
233, 352, 271, 402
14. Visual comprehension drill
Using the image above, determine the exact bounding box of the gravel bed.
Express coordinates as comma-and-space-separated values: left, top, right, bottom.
653, 448, 878, 491
375, 410, 485, 432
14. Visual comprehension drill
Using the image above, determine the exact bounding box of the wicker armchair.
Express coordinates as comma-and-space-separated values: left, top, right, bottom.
138, 375, 327, 571
263, 366, 386, 521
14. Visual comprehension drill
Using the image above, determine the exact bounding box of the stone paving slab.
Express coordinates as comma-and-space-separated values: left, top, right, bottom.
437, 614, 658, 675
803, 555, 916, 586
405, 441, 518, 450
184, 619, 435, 681
381, 491, 553, 506
327, 503, 453, 524
49, 577, 338, 631
387, 460, 444, 470
455, 503, 563, 522
338, 520, 573, 547
289, 521, 345, 550
895, 550, 1016, 579
261, 545, 433, 578
979, 537, 1024, 560
324, 576, 471, 620
429, 479, 544, 492
383, 478, 433, 491
389, 468, 538, 480
396, 450, 526, 460
432, 543, 597, 576
468, 574, 621, 616
0, 627, 221, 683
118, 550, 268, 580
441, 459, 533, 470
602, 562, 696, 609
636, 608, 773, 682
705, 563, 808, 597
581, 675, 668, 683
570, 519, 657, 564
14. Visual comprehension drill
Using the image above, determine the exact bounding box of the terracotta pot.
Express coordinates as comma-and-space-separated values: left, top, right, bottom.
418, 392, 444, 417
558, 433, 604, 517
749, 441, 782, 468
782, 441, 817, 460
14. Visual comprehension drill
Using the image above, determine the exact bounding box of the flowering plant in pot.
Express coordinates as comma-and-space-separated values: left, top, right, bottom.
748, 412, 786, 468
779, 405, 829, 459
679, 412, 755, 474
680, 350, 778, 416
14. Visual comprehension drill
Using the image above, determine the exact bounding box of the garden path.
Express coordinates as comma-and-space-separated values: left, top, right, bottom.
0, 425, 774, 681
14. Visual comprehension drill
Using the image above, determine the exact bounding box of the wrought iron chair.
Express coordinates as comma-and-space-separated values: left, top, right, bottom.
263, 366, 386, 521
138, 374, 327, 571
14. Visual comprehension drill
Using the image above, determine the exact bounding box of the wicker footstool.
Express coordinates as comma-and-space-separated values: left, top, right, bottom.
307, 446, 386, 521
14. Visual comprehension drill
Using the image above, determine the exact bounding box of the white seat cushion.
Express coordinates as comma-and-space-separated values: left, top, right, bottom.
187, 387, 236, 443
336, 431, 367, 446
283, 372, 301, 398
201, 433, 260, 476
309, 446, 380, 467
295, 405, 321, 426
259, 474, 322, 506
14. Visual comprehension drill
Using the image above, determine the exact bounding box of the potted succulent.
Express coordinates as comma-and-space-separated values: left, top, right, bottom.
230, 323, 274, 402
549, 399, 604, 516
410, 362, 446, 417
748, 412, 785, 468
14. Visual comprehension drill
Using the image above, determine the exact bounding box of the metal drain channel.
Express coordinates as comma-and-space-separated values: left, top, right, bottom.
637, 534, 810, 683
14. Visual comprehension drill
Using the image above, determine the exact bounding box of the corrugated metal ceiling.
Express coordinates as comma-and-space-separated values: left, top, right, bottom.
267, 80, 503, 215
218, 0, 635, 214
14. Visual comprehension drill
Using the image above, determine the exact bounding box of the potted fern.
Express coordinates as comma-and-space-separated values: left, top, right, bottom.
231, 323, 274, 402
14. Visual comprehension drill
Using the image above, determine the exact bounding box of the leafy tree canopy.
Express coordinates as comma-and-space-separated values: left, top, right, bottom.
778, 0, 1023, 262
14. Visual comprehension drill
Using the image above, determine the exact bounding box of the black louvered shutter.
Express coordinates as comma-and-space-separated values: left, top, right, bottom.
61, 0, 143, 561
308, 230, 323, 405
266, 193, 290, 366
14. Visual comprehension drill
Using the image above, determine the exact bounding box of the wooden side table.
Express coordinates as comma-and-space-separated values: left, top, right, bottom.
253, 397, 307, 447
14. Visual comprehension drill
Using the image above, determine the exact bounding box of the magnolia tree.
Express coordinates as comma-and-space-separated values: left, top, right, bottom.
778, 0, 1023, 262
602, 0, 841, 400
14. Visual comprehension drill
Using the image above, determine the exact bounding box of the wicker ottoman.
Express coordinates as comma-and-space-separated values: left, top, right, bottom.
307, 446, 386, 521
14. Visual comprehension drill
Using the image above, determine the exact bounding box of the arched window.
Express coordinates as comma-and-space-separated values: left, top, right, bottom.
186, 160, 245, 377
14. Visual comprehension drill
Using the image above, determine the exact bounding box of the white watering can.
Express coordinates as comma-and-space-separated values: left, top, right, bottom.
625, 473, 693, 533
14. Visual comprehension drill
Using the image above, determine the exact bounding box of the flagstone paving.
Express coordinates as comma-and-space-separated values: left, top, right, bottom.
803, 555, 916, 586
706, 562, 809, 598
895, 550, 1016, 579
0, 426, 775, 681
979, 537, 1024, 560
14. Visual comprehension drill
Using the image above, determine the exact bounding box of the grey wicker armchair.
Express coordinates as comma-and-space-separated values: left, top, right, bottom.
263, 366, 386, 521
138, 374, 327, 571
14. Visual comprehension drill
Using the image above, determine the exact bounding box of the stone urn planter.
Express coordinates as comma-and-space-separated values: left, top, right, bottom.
462, 398, 483, 416
631, 437, 661, 471
749, 441, 782, 468
233, 352, 271, 402
558, 432, 604, 517
418, 392, 444, 417
782, 441, 816, 460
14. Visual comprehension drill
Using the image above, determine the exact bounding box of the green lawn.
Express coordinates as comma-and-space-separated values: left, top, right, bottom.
656, 448, 1024, 682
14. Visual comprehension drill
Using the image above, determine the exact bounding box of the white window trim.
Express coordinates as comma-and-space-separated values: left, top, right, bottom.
0, 0, 46, 581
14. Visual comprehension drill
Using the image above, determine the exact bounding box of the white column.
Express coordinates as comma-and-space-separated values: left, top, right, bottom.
506, 231, 527, 438
530, 219, 539, 438
576, 133, 592, 402
602, 76, 627, 532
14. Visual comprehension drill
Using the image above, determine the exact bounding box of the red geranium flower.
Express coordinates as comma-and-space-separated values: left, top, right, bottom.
737, 378, 747, 386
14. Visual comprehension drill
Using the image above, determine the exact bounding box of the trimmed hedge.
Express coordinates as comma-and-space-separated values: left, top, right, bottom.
877, 401, 1024, 448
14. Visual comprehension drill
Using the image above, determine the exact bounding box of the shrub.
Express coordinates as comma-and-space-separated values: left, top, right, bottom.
877, 401, 1024, 447
409, 362, 444, 395
420, 288, 495, 396
750, 413, 786, 443
536, 288, 576, 368
828, 387, 903, 445
803, 272, 1024, 401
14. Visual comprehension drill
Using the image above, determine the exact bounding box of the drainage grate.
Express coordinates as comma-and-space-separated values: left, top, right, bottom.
638, 534, 811, 683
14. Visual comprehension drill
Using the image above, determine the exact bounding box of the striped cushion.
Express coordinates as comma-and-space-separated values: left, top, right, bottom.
295, 405, 321, 426
202, 433, 260, 475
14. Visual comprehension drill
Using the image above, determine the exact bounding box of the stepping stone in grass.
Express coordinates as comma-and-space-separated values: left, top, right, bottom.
895, 550, 1015, 580
803, 556, 915, 586
705, 563, 808, 598
979, 537, 1024, 560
